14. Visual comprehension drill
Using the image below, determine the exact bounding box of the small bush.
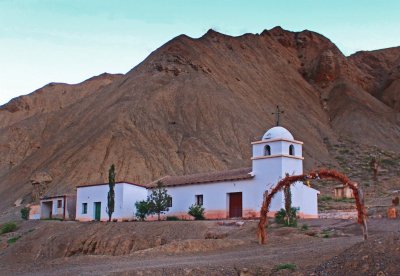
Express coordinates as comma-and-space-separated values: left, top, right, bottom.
274, 208, 298, 227
166, 216, 180, 221
1, 222, 17, 234
21, 207, 30, 220
274, 209, 286, 224
275, 263, 296, 272
301, 224, 309, 231
7, 236, 21, 244
321, 229, 330, 238
381, 159, 397, 166
41, 218, 63, 221
334, 198, 355, 203
319, 195, 332, 202
135, 200, 151, 221
188, 204, 205, 220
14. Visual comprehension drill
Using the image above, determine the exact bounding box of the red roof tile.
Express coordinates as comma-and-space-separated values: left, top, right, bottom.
148, 167, 253, 187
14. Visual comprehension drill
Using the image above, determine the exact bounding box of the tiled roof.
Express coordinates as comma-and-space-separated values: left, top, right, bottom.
148, 167, 253, 187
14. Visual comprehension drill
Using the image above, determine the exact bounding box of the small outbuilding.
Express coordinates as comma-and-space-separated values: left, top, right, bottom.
75, 182, 148, 221
334, 183, 357, 199
40, 194, 76, 220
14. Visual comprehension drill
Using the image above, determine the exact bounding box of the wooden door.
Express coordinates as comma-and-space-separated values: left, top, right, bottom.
94, 202, 101, 221
229, 192, 242, 218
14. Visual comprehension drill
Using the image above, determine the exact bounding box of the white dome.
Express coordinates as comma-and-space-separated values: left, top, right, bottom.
262, 126, 294, 140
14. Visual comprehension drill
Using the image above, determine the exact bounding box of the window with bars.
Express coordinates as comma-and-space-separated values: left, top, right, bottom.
167, 197, 172, 208
195, 194, 203, 206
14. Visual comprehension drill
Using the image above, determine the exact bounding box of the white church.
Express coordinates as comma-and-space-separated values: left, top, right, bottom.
75, 126, 319, 221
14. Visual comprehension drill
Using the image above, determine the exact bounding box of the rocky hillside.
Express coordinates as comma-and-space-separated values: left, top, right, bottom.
0, 27, 399, 210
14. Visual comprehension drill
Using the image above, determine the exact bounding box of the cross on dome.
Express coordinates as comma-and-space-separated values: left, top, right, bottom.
271, 105, 284, 126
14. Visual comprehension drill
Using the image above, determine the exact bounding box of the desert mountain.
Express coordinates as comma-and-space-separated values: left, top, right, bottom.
0, 27, 399, 210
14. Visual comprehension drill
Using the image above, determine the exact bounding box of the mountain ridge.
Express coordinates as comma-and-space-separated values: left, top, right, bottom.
0, 27, 399, 211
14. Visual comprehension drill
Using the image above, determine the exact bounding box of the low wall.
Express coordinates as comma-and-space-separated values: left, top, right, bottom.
29, 205, 41, 220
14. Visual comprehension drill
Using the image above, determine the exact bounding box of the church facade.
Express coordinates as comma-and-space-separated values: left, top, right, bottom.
75, 126, 319, 221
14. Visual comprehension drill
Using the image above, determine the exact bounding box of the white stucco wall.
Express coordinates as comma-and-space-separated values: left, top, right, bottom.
76, 183, 147, 221
122, 184, 148, 218
291, 183, 319, 217
163, 178, 261, 219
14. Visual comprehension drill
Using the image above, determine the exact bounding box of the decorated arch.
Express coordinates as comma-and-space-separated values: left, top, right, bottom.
257, 169, 368, 244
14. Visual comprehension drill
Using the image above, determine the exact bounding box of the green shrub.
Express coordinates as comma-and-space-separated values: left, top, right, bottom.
301, 224, 309, 231
339, 148, 350, 154
275, 263, 296, 271
1, 222, 17, 234
7, 236, 21, 244
334, 198, 354, 203
274, 208, 298, 227
319, 195, 332, 201
381, 159, 397, 166
166, 216, 180, 221
135, 200, 150, 221
21, 207, 30, 220
274, 209, 286, 224
188, 204, 205, 220
41, 218, 63, 221
321, 229, 330, 238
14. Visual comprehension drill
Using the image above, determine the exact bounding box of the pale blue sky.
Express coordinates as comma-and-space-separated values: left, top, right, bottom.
1, 0, 399, 105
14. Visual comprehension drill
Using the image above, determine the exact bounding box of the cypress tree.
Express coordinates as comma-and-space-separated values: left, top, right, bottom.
106, 164, 116, 222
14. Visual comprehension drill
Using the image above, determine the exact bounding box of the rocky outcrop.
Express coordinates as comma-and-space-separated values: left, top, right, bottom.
349, 46, 400, 107
30, 171, 53, 201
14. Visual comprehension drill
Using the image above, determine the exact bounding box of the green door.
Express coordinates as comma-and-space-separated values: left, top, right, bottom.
94, 202, 101, 221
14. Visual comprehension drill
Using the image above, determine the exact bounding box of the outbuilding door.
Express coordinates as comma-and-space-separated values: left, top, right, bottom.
229, 192, 242, 218
41, 201, 53, 219
94, 202, 101, 221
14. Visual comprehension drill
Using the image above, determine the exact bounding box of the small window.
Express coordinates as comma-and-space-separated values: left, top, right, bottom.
57, 200, 62, 208
289, 144, 295, 155
195, 195, 204, 206
167, 197, 172, 208
264, 145, 271, 156
82, 203, 88, 214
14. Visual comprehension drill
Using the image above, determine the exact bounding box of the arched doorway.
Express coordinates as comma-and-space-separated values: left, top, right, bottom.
257, 169, 367, 244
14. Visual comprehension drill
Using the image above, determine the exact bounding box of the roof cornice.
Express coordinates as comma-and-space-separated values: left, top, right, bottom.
251, 138, 303, 145
251, 154, 304, 160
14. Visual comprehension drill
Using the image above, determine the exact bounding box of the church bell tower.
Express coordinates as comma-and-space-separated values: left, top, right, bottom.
251, 126, 304, 189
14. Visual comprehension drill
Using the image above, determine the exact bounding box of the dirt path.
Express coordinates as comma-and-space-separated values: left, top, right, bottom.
1, 218, 399, 275
10, 236, 359, 275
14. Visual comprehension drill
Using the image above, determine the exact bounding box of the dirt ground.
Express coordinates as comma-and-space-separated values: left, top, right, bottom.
0, 218, 399, 275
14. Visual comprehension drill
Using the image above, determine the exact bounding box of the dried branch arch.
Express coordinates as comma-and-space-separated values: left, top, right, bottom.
257, 169, 368, 244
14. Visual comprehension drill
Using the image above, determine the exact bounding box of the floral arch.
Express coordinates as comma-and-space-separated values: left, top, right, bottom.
257, 169, 368, 244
